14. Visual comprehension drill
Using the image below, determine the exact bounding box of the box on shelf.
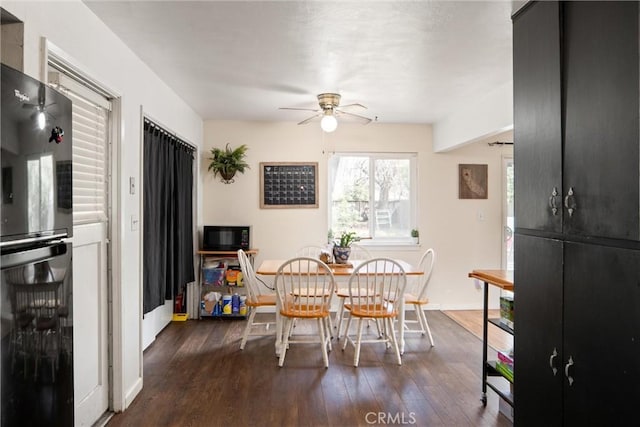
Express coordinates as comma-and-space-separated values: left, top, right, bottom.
225, 266, 243, 287
500, 295, 514, 329
203, 260, 227, 286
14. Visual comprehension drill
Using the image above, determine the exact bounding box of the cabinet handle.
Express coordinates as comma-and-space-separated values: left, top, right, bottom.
564, 187, 577, 217
564, 356, 574, 386
548, 187, 559, 215
549, 347, 558, 376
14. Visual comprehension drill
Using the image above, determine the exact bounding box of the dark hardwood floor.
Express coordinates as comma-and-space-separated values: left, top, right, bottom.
107, 311, 511, 427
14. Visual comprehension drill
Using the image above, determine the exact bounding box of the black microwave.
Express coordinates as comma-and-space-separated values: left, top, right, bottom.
202, 226, 251, 251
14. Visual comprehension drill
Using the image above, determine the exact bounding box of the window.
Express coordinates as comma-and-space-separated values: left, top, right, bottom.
328, 153, 417, 244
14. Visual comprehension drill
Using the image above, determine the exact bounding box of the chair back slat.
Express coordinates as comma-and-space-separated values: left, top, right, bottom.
275, 257, 335, 315
348, 258, 406, 316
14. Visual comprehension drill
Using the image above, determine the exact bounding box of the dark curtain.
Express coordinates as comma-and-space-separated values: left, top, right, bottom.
143, 120, 195, 315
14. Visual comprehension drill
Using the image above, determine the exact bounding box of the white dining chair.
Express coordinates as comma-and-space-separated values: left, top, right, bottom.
237, 249, 277, 350
341, 258, 406, 367
275, 257, 336, 368
401, 248, 436, 346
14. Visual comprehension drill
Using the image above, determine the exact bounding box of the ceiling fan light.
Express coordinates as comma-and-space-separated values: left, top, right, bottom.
37, 111, 46, 130
320, 114, 337, 133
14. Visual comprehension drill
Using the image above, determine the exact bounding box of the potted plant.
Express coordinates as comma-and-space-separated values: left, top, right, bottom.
333, 231, 358, 264
411, 228, 419, 244
207, 143, 249, 184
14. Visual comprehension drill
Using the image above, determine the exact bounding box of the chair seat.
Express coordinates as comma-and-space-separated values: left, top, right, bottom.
281, 303, 330, 318
246, 294, 277, 307
404, 293, 429, 305
346, 302, 396, 318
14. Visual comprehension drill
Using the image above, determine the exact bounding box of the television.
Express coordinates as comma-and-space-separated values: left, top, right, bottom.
202, 225, 250, 251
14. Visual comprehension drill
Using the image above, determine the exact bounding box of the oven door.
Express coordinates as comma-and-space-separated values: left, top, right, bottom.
1, 241, 73, 427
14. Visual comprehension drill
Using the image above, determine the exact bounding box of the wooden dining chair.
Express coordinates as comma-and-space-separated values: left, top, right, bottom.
341, 258, 406, 367
401, 248, 436, 346
275, 257, 336, 368
237, 249, 277, 350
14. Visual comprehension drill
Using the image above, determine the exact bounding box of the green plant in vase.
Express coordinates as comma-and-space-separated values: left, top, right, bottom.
207, 143, 249, 184
411, 228, 419, 244
333, 231, 358, 264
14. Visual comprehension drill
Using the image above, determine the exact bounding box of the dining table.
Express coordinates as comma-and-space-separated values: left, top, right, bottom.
256, 258, 423, 355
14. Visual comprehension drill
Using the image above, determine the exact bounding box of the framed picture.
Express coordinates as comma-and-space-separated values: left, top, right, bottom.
260, 162, 318, 209
459, 164, 488, 199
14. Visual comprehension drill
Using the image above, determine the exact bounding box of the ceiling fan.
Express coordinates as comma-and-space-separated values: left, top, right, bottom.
22, 84, 56, 130
279, 93, 372, 133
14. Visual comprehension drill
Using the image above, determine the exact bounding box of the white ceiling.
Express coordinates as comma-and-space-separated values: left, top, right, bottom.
84, 1, 514, 127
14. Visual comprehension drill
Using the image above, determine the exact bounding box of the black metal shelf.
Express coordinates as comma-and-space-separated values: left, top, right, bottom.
488, 318, 514, 335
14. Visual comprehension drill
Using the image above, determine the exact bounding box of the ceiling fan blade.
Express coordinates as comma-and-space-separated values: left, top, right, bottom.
297, 113, 322, 125
338, 103, 367, 110
279, 107, 320, 112
335, 109, 373, 124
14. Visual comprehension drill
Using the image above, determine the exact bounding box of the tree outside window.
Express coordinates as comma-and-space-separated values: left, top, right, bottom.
329, 153, 416, 243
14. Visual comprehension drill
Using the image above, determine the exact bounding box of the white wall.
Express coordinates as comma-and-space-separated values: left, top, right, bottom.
3, 0, 203, 411
202, 120, 512, 310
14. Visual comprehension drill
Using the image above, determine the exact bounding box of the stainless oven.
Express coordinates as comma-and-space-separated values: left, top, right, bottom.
1, 63, 74, 426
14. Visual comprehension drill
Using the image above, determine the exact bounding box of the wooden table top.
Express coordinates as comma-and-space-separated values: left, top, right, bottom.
468, 269, 514, 290
257, 259, 422, 276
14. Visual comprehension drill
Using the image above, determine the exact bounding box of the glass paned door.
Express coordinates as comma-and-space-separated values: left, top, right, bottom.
503, 157, 514, 270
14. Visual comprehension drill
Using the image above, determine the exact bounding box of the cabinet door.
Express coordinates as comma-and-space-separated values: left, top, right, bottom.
563, 1, 639, 241
563, 243, 640, 424
513, 1, 562, 234
514, 234, 563, 426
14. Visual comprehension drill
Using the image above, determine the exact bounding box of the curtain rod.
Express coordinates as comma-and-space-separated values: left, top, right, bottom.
487, 141, 514, 146
143, 117, 196, 153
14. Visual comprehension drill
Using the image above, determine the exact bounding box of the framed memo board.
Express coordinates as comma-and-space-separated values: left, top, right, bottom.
260, 162, 318, 209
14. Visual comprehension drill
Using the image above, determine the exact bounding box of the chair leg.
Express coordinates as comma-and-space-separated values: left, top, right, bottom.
335, 296, 346, 336
278, 318, 293, 367
324, 317, 333, 352
341, 316, 353, 350
240, 308, 258, 350
354, 318, 364, 367
318, 318, 329, 368
387, 317, 402, 365
418, 307, 435, 346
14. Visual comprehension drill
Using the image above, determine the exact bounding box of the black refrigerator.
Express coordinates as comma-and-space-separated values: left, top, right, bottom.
0, 63, 74, 426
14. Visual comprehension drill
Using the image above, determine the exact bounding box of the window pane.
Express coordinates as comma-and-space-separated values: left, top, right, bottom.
330, 156, 370, 237
373, 158, 410, 238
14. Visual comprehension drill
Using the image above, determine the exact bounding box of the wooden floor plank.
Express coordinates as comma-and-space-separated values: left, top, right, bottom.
107, 311, 512, 427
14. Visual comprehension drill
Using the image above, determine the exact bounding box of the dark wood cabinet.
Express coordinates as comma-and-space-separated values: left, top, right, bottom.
514, 1, 640, 241
563, 243, 640, 425
562, 1, 639, 241
514, 234, 563, 425
513, 1, 640, 425
515, 236, 640, 425
513, 0, 562, 234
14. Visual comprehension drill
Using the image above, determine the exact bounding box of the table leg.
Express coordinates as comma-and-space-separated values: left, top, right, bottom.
399, 296, 406, 355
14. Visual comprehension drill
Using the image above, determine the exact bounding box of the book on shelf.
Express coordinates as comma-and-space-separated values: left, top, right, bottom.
495, 361, 514, 382
498, 350, 514, 367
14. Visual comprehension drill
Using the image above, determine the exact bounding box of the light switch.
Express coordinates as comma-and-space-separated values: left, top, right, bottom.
129, 177, 135, 195
131, 215, 139, 231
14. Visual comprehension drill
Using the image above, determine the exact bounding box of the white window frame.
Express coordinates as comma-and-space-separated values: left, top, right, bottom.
328, 152, 418, 246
